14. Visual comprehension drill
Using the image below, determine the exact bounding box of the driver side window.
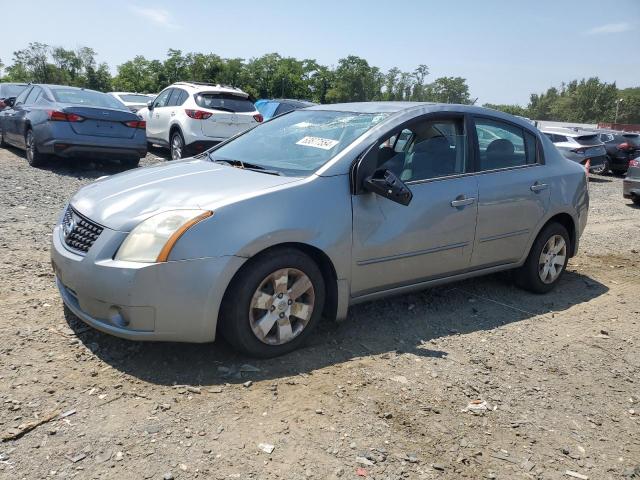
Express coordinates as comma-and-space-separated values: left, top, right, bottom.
378, 118, 468, 182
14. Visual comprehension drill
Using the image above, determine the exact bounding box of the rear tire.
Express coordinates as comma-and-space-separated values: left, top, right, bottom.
219, 248, 326, 358
514, 222, 570, 294
0, 130, 7, 148
632, 196, 640, 206
170, 130, 185, 160
25, 128, 48, 167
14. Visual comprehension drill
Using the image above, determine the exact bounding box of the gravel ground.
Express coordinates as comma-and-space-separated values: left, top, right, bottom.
0, 146, 638, 480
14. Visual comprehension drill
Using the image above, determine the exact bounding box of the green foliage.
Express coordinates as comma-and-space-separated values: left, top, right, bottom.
617, 87, 640, 124
1, 43, 637, 126
482, 103, 528, 117
526, 78, 619, 123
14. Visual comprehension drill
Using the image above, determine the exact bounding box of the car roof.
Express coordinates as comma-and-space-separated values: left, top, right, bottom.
171, 81, 248, 96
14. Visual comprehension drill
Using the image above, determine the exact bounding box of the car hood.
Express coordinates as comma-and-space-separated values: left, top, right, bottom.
70, 159, 302, 231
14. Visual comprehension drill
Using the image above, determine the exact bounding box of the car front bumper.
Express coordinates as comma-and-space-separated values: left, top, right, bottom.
51, 222, 245, 342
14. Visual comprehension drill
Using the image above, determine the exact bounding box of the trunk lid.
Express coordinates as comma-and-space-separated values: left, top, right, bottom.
62, 106, 139, 139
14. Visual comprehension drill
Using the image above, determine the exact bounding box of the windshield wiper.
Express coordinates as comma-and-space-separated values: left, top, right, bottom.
210, 157, 282, 176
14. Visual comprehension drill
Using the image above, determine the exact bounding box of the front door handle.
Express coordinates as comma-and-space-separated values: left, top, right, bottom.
530, 182, 548, 192
450, 196, 476, 208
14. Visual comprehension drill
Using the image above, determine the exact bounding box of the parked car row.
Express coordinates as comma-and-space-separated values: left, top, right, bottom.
0, 81, 280, 165
542, 127, 640, 175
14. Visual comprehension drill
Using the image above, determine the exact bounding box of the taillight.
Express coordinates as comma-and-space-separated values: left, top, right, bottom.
124, 120, 146, 129
185, 109, 212, 120
48, 110, 84, 122
617, 142, 630, 151
253, 113, 264, 123
584, 158, 591, 177
629, 159, 640, 168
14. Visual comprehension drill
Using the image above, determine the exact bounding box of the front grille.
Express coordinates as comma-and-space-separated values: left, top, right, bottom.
62, 207, 103, 254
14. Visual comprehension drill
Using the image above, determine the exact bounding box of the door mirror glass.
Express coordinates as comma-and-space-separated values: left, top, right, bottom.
147, 100, 154, 110
3, 97, 16, 108
363, 169, 413, 206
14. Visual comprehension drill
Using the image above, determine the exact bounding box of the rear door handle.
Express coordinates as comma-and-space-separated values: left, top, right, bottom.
530, 182, 548, 192
170, 111, 175, 117
451, 196, 476, 207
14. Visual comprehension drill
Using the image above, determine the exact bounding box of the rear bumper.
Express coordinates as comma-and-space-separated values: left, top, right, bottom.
44, 142, 147, 160
35, 122, 147, 159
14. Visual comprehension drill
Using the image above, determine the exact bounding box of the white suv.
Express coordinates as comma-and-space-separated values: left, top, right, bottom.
137, 82, 263, 159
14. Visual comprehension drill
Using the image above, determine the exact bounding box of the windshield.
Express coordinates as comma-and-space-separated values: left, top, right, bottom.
209, 110, 388, 176
119, 94, 153, 103
52, 89, 126, 110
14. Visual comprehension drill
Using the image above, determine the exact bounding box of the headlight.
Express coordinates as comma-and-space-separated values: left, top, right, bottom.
115, 210, 213, 263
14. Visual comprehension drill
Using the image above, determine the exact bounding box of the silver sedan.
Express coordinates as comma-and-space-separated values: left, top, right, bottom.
51, 102, 589, 357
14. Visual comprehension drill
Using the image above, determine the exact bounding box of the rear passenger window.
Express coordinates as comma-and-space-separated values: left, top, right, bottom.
474, 118, 537, 170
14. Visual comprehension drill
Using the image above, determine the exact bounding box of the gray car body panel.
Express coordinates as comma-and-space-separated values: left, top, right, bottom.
51, 102, 589, 343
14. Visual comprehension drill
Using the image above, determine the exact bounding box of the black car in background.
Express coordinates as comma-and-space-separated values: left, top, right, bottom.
598, 130, 640, 174
0, 83, 28, 109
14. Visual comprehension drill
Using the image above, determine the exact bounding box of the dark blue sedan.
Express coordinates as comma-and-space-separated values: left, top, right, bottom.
0, 84, 147, 167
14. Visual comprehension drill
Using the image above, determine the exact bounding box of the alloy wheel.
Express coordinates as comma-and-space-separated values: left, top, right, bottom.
249, 268, 315, 345
538, 234, 566, 284
171, 134, 183, 160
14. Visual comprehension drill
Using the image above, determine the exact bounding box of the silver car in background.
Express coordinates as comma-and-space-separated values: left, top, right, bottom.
108, 92, 156, 113
541, 128, 607, 174
51, 103, 589, 357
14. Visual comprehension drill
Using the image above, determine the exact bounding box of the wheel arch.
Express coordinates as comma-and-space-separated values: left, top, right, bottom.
539, 212, 577, 257
220, 242, 339, 325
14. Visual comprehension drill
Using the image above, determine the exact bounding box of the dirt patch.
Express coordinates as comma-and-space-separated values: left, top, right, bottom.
0, 148, 638, 479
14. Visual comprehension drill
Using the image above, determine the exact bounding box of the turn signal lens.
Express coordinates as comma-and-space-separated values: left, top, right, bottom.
253, 113, 264, 123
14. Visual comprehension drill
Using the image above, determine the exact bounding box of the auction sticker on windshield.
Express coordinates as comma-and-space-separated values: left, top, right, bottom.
296, 136, 340, 150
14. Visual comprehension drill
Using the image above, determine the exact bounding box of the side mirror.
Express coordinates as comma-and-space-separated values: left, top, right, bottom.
363, 169, 412, 206
3, 97, 16, 108
147, 100, 154, 110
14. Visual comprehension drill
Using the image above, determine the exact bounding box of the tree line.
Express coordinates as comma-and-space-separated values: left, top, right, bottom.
1, 42, 638, 124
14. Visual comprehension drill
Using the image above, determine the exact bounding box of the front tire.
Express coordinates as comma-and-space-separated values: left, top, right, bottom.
170, 130, 185, 160
514, 222, 570, 294
219, 248, 326, 358
25, 129, 48, 167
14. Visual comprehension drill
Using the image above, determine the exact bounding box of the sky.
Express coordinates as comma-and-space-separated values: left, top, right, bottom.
1, 0, 639, 105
